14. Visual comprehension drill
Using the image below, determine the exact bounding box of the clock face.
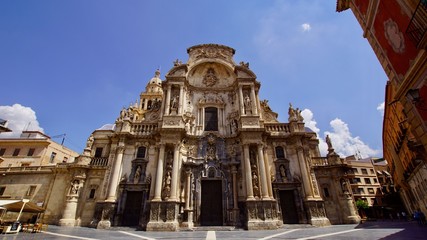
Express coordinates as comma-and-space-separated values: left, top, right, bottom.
384, 19, 405, 53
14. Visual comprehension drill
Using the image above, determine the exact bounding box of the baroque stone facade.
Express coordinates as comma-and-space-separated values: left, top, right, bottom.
57, 44, 360, 230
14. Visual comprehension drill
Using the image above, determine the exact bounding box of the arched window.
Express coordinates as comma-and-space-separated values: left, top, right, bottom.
275, 146, 285, 159
136, 146, 146, 158
204, 107, 218, 131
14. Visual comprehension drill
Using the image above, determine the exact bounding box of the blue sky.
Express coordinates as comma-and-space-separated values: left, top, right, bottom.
0, 0, 387, 157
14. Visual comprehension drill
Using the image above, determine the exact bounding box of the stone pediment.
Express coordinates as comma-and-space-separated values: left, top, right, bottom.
166, 64, 187, 78
234, 65, 257, 79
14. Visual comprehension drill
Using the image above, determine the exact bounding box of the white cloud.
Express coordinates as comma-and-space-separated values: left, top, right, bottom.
302, 108, 380, 158
377, 102, 385, 116
0, 104, 44, 138
301, 23, 311, 32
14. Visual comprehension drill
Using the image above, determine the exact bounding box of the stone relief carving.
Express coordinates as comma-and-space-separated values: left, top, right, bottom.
206, 134, 217, 160
203, 68, 219, 87
198, 93, 224, 105
384, 19, 405, 53
191, 45, 233, 62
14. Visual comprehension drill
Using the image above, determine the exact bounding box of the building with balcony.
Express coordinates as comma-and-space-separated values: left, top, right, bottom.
53, 44, 360, 231
336, 0, 427, 216
345, 157, 382, 207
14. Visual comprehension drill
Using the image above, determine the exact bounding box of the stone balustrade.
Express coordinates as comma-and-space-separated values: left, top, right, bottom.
264, 123, 291, 134
311, 157, 329, 166
89, 157, 109, 167
130, 123, 158, 135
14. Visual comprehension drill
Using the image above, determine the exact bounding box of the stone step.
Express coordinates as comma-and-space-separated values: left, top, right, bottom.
191, 226, 238, 231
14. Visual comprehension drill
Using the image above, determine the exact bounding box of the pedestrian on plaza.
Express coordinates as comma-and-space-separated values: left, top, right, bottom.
401, 211, 407, 221
389, 213, 393, 221
420, 211, 426, 225
414, 210, 421, 225
397, 212, 401, 220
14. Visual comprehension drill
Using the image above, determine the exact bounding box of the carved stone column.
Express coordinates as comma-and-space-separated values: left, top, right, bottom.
165, 85, 172, 115
257, 144, 269, 200
153, 144, 166, 201
182, 168, 194, 229
106, 143, 125, 202
250, 85, 258, 115
231, 164, 239, 224
178, 85, 184, 114
169, 144, 180, 201
239, 85, 245, 115
296, 146, 314, 199
263, 148, 273, 198
243, 144, 255, 200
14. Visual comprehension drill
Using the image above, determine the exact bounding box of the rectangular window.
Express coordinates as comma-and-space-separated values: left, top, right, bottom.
49, 152, 57, 163
27, 148, 35, 156
370, 169, 374, 174
89, 189, 96, 199
26, 186, 37, 196
368, 188, 375, 194
358, 188, 365, 194
0, 148, 5, 156
323, 187, 330, 198
361, 168, 368, 174
137, 147, 146, 158
204, 107, 218, 131
62, 157, 68, 163
353, 168, 358, 173
374, 178, 378, 183
364, 178, 371, 184
0, 186, 5, 196
13, 148, 20, 156
21, 163, 30, 167
94, 147, 103, 158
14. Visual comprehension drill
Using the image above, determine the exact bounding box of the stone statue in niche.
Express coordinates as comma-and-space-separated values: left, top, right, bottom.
170, 95, 179, 113
230, 119, 238, 134
70, 179, 82, 195
252, 171, 260, 197
133, 166, 141, 184
162, 171, 172, 199
244, 94, 252, 114
280, 164, 288, 182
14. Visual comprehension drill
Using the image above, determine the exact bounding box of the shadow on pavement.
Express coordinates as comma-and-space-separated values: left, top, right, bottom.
355, 220, 427, 239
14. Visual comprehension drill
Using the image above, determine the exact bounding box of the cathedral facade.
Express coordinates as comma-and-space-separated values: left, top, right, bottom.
58, 44, 359, 230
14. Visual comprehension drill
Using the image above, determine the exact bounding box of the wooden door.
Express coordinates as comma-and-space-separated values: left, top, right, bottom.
122, 191, 143, 226
279, 190, 299, 224
200, 180, 223, 226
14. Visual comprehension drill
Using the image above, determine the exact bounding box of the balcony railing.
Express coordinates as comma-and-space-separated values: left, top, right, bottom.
311, 157, 329, 166
130, 123, 158, 135
406, 0, 427, 48
89, 157, 108, 167
264, 123, 290, 134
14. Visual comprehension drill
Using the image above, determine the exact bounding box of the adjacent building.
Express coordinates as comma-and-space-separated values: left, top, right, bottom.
0, 131, 79, 222
336, 0, 427, 215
